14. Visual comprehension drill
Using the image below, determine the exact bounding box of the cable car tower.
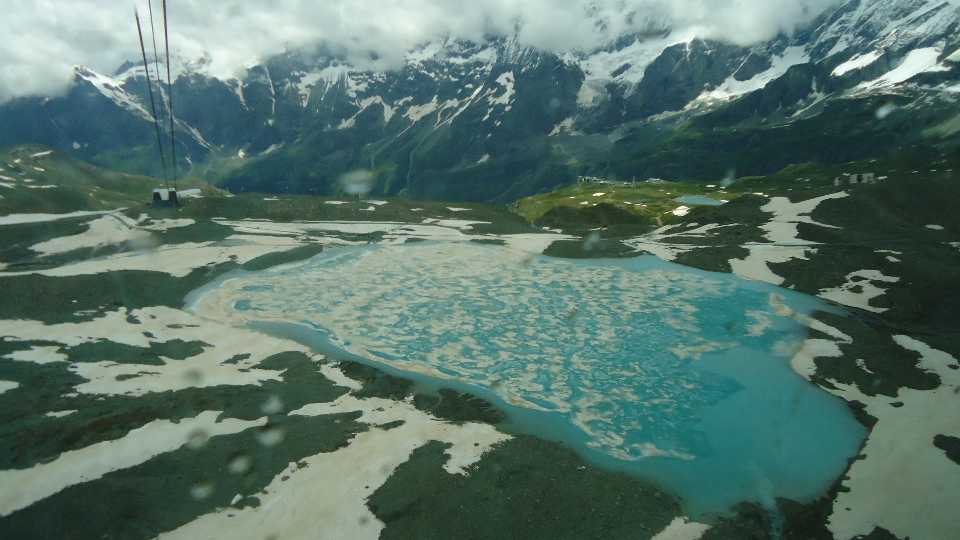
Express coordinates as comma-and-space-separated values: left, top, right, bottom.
135, 0, 180, 207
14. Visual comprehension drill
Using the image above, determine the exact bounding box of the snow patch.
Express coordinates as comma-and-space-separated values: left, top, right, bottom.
3, 346, 68, 365
625, 223, 735, 262
139, 218, 196, 232
832, 51, 883, 77
489, 71, 515, 106
74, 67, 154, 122
728, 192, 849, 285
0, 210, 115, 226
0, 411, 264, 517
0, 306, 303, 397
819, 270, 900, 313
405, 96, 440, 123
177, 189, 203, 199
696, 46, 809, 103
405, 41, 445, 64
446, 46, 497, 65
652, 517, 711, 540
577, 32, 692, 87
577, 80, 603, 107
2, 233, 309, 279
261, 143, 283, 156
858, 47, 949, 89
828, 336, 960, 540
339, 96, 395, 129
161, 395, 508, 540
295, 64, 366, 106
549, 117, 576, 136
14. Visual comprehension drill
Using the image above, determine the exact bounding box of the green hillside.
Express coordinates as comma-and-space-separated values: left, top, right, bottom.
0, 145, 216, 215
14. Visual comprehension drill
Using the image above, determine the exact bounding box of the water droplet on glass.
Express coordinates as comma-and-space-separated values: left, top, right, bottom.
184, 369, 204, 385
186, 429, 210, 450
261, 395, 284, 415
228, 453, 253, 475
721, 169, 736, 188
190, 481, 215, 501
257, 426, 286, 447
876, 103, 896, 120
583, 232, 601, 252
338, 169, 375, 197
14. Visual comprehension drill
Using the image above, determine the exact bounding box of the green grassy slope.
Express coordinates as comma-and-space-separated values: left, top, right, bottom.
512, 180, 740, 226
0, 145, 215, 215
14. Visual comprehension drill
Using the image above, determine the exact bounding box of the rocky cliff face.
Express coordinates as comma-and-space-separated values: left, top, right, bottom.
2, 0, 958, 201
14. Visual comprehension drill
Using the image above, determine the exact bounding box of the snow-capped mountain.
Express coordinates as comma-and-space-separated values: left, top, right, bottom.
1, 0, 958, 201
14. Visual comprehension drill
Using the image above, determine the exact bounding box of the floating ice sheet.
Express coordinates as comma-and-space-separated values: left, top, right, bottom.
191, 242, 866, 514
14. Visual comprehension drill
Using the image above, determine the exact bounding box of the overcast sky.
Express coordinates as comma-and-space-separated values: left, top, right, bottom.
0, 0, 839, 103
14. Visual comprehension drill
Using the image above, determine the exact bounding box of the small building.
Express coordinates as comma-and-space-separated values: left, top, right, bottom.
152, 188, 180, 207
577, 175, 642, 186
833, 172, 879, 187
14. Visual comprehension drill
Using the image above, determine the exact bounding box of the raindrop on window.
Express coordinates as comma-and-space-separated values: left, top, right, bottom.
257, 425, 286, 447
338, 169, 375, 197
190, 481, 215, 501
721, 169, 737, 188
228, 453, 253, 475
183, 368, 204, 385
186, 429, 210, 450
261, 395, 284, 415
876, 103, 896, 120
583, 231, 601, 252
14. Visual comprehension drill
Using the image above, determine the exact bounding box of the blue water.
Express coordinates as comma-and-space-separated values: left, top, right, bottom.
189, 242, 866, 516
675, 195, 726, 206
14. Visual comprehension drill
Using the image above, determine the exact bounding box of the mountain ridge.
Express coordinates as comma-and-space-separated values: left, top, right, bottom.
1, 0, 957, 201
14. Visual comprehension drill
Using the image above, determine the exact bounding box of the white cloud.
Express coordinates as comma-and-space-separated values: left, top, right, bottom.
0, 0, 839, 103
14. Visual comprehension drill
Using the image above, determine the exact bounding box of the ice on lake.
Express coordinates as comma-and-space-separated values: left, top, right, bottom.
190, 242, 866, 514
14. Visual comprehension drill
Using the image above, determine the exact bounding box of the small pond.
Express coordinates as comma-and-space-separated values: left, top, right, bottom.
674, 195, 726, 206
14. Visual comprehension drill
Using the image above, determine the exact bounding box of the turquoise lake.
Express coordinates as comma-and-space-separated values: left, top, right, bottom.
189, 242, 866, 516
675, 195, 726, 206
